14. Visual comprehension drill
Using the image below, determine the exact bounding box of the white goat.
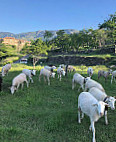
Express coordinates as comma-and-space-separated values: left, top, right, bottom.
59, 64, 65, 68
98, 70, 112, 81
57, 67, 65, 81
2, 64, 11, 77
89, 87, 116, 125
72, 73, 85, 91
78, 92, 107, 142
67, 65, 75, 72
44, 65, 56, 72
39, 68, 55, 85
111, 70, 116, 84
84, 77, 105, 92
22, 69, 36, 83
10, 73, 29, 94
87, 67, 93, 77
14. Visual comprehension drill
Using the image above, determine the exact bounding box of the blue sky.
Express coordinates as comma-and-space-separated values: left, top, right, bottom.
0, 0, 116, 34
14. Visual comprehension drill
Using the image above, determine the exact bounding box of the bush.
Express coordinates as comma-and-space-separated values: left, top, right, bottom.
0, 57, 19, 66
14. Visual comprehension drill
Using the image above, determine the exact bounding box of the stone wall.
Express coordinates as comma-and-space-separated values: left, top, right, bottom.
39, 56, 112, 66
48, 47, 115, 56
41, 47, 115, 66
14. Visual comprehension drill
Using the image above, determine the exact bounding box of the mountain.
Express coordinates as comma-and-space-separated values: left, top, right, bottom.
0, 32, 15, 38
0, 29, 79, 41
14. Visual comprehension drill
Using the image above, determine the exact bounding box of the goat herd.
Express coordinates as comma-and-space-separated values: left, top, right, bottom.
0, 64, 116, 142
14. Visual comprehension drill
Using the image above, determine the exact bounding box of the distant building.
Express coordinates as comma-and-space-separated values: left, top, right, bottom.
1, 37, 31, 50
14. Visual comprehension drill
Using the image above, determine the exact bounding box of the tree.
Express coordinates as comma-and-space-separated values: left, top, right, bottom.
17, 40, 22, 53
21, 38, 51, 69
56, 30, 65, 37
99, 12, 116, 46
44, 30, 53, 44
90, 29, 99, 49
0, 43, 17, 58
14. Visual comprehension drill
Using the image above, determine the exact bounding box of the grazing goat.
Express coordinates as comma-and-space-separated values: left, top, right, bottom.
87, 67, 93, 77
22, 69, 36, 83
84, 77, 105, 92
2, 64, 11, 77
39, 68, 55, 85
111, 70, 116, 84
0, 76, 2, 91
47, 65, 57, 69
67, 65, 75, 72
72, 73, 85, 91
78, 92, 107, 142
44, 65, 56, 72
10, 73, 28, 94
98, 69, 112, 81
57, 67, 65, 81
59, 64, 65, 68
89, 87, 116, 125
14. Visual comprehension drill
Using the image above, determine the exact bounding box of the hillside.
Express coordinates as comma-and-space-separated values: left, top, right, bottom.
0, 29, 79, 41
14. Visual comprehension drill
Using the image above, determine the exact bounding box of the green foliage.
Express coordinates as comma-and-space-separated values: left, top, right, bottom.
0, 56, 19, 66
21, 38, 50, 56
0, 43, 17, 58
0, 64, 115, 142
20, 38, 51, 68
47, 12, 116, 52
44, 30, 53, 41
56, 30, 65, 37
1, 12, 116, 62
49, 26, 114, 52
99, 12, 116, 45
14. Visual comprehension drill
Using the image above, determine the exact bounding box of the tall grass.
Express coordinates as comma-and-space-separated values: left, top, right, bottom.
0, 64, 115, 142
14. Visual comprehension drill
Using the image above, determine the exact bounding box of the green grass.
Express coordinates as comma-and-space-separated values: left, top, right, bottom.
0, 64, 116, 142
51, 53, 115, 59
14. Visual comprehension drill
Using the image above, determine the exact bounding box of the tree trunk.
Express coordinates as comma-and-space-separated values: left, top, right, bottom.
33, 57, 39, 69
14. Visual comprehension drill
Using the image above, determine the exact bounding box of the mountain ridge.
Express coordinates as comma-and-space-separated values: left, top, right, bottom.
0, 29, 79, 41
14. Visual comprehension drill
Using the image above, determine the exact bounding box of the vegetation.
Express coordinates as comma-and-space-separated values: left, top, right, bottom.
0, 43, 20, 65
44, 30, 53, 44
0, 64, 115, 142
21, 38, 51, 68
0, 12, 116, 66
0, 56, 19, 66
45, 12, 116, 52
0, 43, 17, 58
0, 11, 116, 142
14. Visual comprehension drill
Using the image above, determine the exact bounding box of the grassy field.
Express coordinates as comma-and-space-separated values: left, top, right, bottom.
51, 53, 115, 59
0, 64, 116, 142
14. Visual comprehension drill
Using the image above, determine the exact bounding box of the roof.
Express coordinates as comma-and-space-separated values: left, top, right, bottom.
4, 37, 15, 39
